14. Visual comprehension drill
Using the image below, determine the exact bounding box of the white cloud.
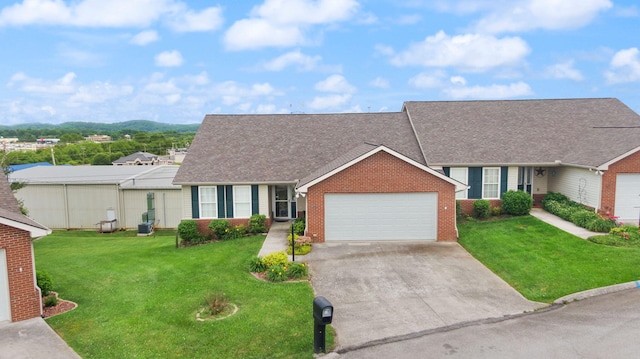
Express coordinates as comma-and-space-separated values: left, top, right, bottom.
374, 44, 395, 56
130, 30, 159, 45
544, 60, 584, 81
314, 74, 355, 93
473, 0, 612, 34
0, 0, 224, 33
396, 14, 422, 25
8, 72, 77, 94
308, 94, 352, 110
390, 31, 530, 72
444, 81, 533, 99
408, 71, 447, 89
155, 50, 184, 67
605, 48, 640, 84
262, 50, 323, 71
223, 0, 359, 51
369, 77, 390, 88
450, 76, 467, 85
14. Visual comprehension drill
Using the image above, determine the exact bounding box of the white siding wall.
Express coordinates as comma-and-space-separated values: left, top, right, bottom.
507, 166, 519, 191
122, 190, 183, 228
182, 185, 193, 219
548, 167, 602, 209
258, 185, 269, 216
15, 185, 67, 228
66, 185, 120, 229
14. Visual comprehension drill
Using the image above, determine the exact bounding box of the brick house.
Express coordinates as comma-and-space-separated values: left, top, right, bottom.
0, 179, 51, 323
173, 98, 640, 241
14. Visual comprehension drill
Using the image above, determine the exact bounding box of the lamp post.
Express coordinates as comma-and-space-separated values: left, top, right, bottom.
290, 219, 295, 262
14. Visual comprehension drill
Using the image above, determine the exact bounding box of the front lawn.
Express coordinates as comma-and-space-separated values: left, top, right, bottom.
458, 216, 640, 303
34, 230, 324, 359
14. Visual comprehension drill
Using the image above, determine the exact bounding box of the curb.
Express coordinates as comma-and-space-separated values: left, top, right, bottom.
553, 280, 640, 305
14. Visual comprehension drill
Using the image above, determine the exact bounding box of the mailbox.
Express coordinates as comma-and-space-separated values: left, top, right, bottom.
313, 296, 333, 324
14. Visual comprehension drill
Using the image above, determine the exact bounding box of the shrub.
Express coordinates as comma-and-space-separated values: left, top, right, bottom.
248, 214, 268, 234
456, 200, 462, 218
586, 216, 617, 233
266, 265, 287, 282
36, 270, 53, 296
286, 233, 299, 242
570, 210, 600, 228
286, 262, 308, 279
491, 206, 502, 216
203, 291, 229, 316
44, 295, 58, 307
293, 217, 306, 236
262, 251, 288, 269
473, 200, 491, 219
501, 190, 533, 216
542, 192, 569, 209
208, 219, 231, 240
178, 220, 205, 244
248, 255, 267, 273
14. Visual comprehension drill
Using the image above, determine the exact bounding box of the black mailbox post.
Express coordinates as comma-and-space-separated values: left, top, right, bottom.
313, 296, 333, 353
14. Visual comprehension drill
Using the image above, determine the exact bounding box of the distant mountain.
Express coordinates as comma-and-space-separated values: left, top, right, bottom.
0, 120, 200, 134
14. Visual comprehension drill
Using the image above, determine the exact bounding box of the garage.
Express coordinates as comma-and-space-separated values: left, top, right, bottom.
324, 192, 437, 241
615, 174, 640, 224
0, 249, 10, 322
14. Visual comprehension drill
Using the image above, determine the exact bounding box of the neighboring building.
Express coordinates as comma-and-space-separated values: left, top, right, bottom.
86, 135, 112, 143
0, 178, 50, 323
112, 152, 161, 166
167, 148, 188, 164
173, 98, 640, 242
9, 165, 182, 229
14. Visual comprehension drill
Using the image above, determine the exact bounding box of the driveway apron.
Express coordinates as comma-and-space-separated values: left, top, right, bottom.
305, 241, 545, 349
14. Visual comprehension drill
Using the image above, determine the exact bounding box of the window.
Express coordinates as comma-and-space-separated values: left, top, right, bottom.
234, 185, 252, 218
199, 186, 217, 218
449, 167, 468, 199
483, 168, 500, 199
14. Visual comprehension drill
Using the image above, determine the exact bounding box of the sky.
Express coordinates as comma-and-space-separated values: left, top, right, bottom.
1, 0, 639, 125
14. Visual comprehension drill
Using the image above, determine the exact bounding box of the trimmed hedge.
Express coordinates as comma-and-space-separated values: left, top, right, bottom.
542, 192, 616, 233
501, 190, 533, 216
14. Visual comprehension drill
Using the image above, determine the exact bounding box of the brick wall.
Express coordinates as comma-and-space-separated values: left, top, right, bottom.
193, 217, 272, 238
305, 151, 458, 242
0, 223, 41, 322
601, 150, 640, 216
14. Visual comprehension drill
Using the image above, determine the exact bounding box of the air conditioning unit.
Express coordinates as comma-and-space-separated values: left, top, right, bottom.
138, 222, 153, 234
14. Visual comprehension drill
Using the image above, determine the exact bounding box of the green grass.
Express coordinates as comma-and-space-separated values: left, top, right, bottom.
458, 216, 640, 303
34, 230, 329, 359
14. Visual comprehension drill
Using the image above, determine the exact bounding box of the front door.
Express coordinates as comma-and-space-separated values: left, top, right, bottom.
0, 249, 11, 322
274, 185, 291, 220
518, 167, 533, 194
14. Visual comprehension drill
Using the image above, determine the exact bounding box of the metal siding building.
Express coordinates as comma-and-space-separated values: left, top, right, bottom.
9, 166, 182, 230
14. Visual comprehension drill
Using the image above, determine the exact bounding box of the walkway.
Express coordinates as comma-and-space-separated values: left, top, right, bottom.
529, 208, 602, 239
257, 220, 290, 257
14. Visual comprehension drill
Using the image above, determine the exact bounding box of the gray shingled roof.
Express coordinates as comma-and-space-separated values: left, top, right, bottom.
0, 177, 49, 232
112, 151, 158, 164
173, 112, 424, 184
404, 98, 640, 167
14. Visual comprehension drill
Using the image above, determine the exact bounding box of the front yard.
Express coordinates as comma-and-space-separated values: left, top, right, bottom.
458, 216, 640, 303
34, 230, 322, 359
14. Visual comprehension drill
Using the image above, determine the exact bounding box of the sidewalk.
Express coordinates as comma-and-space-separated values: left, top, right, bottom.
257, 220, 290, 257
529, 208, 602, 239
0, 317, 81, 359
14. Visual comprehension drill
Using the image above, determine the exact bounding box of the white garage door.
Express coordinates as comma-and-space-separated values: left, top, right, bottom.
325, 193, 437, 241
615, 174, 640, 225
0, 249, 11, 322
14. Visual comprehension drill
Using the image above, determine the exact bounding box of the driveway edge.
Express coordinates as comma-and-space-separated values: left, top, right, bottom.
553, 280, 640, 305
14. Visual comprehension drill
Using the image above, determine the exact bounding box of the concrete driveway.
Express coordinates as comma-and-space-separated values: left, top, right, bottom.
305, 241, 545, 350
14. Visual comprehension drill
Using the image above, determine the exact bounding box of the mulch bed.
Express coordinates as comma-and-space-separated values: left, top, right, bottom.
42, 292, 77, 318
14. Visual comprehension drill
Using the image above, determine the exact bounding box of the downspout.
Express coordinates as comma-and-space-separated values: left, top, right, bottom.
63, 184, 70, 229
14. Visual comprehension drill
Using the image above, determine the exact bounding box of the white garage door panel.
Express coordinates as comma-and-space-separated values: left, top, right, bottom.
325, 193, 437, 241
615, 174, 640, 224
1, 249, 11, 322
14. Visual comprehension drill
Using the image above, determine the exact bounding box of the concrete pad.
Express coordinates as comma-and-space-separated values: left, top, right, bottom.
258, 221, 290, 257
305, 241, 546, 350
0, 317, 81, 359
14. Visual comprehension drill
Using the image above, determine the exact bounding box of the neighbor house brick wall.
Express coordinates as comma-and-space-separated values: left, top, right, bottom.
600, 150, 640, 216
0, 223, 41, 322
306, 151, 458, 242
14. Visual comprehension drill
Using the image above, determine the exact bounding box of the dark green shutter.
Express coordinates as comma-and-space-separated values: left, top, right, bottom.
468, 167, 482, 199
291, 202, 297, 219
443, 167, 450, 176
217, 186, 225, 218
251, 185, 259, 215
225, 185, 234, 218
190, 186, 199, 219
500, 167, 508, 196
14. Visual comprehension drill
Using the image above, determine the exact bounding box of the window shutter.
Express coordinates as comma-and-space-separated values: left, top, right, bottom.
251, 185, 259, 215
225, 185, 234, 218
468, 167, 482, 199
443, 167, 450, 176
190, 186, 199, 219
217, 186, 225, 218
500, 167, 508, 196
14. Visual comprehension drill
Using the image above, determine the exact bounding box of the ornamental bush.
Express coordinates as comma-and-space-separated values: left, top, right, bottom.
36, 270, 53, 297
266, 265, 287, 282
293, 217, 306, 236
208, 219, 231, 240
178, 220, 205, 244
262, 251, 288, 269
286, 262, 308, 279
473, 199, 491, 219
248, 214, 267, 234
248, 255, 267, 273
501, 190, 533, 216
